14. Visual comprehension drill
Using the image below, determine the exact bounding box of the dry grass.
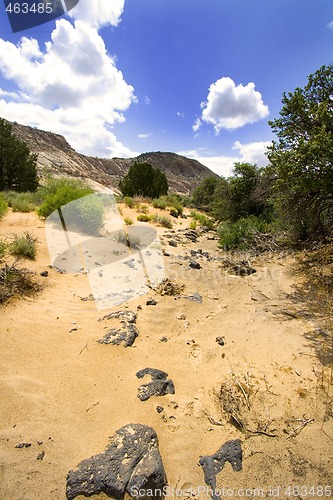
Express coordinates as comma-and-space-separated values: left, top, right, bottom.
0, 261, 41, 304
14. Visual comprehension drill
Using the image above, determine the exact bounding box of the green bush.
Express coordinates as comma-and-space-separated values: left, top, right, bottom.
189, 220, 197, 230
65, 195, 105, 235
152, 198, 167, 210
9, 232, 37, 259
137, 214, 151, 222
137, 204, 149, 214
218, 216, 272, 250
123, 196, 135, 208
155, 215, 173, 228
37, 179, 93, 218
0, 193, 8, 218
124, 217, 133, 225
0, 239, 7, 259
190, 210, 214, 229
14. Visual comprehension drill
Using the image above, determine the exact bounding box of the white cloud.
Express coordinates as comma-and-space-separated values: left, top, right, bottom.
197, 77, 269, 133
0, 18, 137, 157
68, 0, 125, 29
138, 133, 152, 139
144, 96, 151, 105
232, 140, 271, 166
177, 111, 185, 118
178, 139, 272, 178
327, 21, 333, 30
192, 117, 202, 132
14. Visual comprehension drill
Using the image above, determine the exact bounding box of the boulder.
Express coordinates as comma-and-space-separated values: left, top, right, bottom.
66, 424, 167, 500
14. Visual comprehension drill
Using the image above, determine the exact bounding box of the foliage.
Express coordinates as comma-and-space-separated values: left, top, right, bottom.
152, 198, 167, 210
191, 176, 221, 207
0, 118, 38, 192
124, 217, 133, 225
137, 204, 149, 214
119, 162, 168, 198
4, 191, 37, 212
190, 210, 215, 229
0, 239, 7, 259
189, 220, 197, 230
37, 178, 104, 235
123, 196, 135, 208
9, 232, 38, 259
0, 193, 8, 218
151, 214, 173, 228
267, 64, 333, 240
137, 214, 151, 222
0, 261, 41, 304
218, 216, 273, 250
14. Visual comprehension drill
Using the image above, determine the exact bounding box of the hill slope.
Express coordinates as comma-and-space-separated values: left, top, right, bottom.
10, 121, 219, 193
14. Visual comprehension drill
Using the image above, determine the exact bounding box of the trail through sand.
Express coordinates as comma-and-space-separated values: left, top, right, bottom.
0, 207, 332, 499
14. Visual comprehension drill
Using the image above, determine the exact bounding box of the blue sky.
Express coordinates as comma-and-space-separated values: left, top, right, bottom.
0, 0, 332, 177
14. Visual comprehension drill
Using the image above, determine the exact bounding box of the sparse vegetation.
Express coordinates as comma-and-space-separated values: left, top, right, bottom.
137, 214, 151, 222
123, 196, 135, 208
119, 162, 168, 198
9, 232, 38, 259
0, 261, 41, 304
0, 193, 8, 218
124, 217, 133, 225
151, 214, 173, 228
152, 198, 167, 210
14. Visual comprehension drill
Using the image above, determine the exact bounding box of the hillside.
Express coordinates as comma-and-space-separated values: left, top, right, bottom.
10, 121, 219, 193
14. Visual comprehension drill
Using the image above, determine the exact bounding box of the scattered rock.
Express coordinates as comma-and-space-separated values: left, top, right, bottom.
177, 314, 186, 320
189, 260, 201, 269
136, 368, 175, 401
168, 240, 178, 247
199, 440, 242, 500
98, 310, 138, 347
137, 304, 142, 310
66, 424, 167, 500
40, 271, 48, 277
146, 298, 158, 306
159, 336, 168, 342
15, 442, 31, 448
156, 406, 164, 413
37, 451, 45, 460
216, 337, 225, 346
183, 230, 198, 242
184, 292, 203, 303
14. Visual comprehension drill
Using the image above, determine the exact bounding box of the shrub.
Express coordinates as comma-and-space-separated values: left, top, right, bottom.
64, 195, 105, 235
119, 162, 168, 198
9, 232, 38, 259
124, 217, 133, 225
123, 196, 135, 208
0, 193, 8, 218
0, 239, 7, 259
137, 204, 149, 214
12, 193, 36, 212
0, 261, 41, 304
218, 216, 272, 250
155, 215, 173, 228
190, 210, 214, 229
137, 214, 151, 222
189, 220, 197, 230
152, 198, 167, 210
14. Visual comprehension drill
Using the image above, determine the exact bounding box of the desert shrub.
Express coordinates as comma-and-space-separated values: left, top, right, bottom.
123, 196, 135, 208
137, 214, 151, 222
37, 178, 93, 217
64, 195, 105, 235
190, 210, 214, 229
0, 239, 7, 259
152, 198, 167, 210
124, 217, 133, 225
137, 204, 149, 214
0, 262, 41, 304
189, 220, 197, 230
0, 193, 8, 218
9, 232, 38, 259
120, 162, 168, 198
11, 193, 36, 212
218, 216, 272, 250
156, 215, 173, 228
169, 208, 179, 218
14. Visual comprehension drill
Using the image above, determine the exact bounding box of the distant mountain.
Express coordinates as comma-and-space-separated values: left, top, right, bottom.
10, 121, 219, 193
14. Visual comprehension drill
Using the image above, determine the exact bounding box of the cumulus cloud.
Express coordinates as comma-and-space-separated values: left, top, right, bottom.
138, 133, 152, 139
68, 0, 125, 28
232, 140, 271, 166
197, 77, 269, 133
0, 14, 137, 157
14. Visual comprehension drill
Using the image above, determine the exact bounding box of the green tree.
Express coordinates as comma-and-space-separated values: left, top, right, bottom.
267, 64, 333, 239
119, 162, 168, 198
0, 119, 38, 191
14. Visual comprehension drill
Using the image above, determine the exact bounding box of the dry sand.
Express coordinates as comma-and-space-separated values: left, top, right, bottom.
0, 205, 332, 500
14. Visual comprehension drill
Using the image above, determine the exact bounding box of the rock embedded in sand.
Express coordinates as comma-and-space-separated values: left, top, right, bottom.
199, 439, 242, 500
66, 424, 167, 500
136, 368, 175, 401
97, 310, 139, 347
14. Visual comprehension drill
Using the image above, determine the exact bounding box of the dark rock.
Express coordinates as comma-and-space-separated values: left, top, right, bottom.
159, 336, 168, 342
37, 451, 45, 460
156, 406, 164, 413
185, 292, 203, 303
98, 310, 138, 347
137, 304, 142, 310
183, 230, 198, 242
163, 251, 170, 257
189, 260, 201, 269
231, 261, 256, 276
15, 442, 31, 448
216, 337, 225, 346
40, 271, 48, 277
136, 368, 175, 401
168, 240, 178, 247
199, 440, 242, 500
66, 424, 167, 500
146, 299, 157, 306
